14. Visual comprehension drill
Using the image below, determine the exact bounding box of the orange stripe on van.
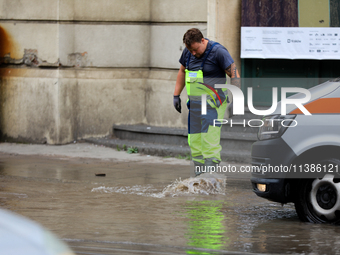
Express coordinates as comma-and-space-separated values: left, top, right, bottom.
290, 98, 340, 114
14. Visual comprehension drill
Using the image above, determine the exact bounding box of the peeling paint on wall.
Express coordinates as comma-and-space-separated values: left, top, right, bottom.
67, 52, 88, 67
0, 25, 59, 67
0, 48, 60, 67
23, 49, 40, 66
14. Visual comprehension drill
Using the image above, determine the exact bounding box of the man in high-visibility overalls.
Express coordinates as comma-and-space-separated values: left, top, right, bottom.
173, 28, 240, 176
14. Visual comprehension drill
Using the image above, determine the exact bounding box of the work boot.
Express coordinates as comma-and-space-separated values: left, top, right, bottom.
204, 159, 220, 174
193, 161, 204, 176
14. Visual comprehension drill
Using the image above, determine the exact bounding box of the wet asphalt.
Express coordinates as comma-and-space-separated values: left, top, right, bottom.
1, 152, 340, 255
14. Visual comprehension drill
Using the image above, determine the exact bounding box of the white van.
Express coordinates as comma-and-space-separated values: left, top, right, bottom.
251, 78, 340, 224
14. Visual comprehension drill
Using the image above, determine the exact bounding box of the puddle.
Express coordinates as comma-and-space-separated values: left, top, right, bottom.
4, 154, 340, 254
0, 192, 28, 199
91, 173, 227, 198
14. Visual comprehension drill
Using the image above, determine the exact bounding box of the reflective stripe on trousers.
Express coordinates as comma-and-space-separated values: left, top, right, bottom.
187, 98, 228, 165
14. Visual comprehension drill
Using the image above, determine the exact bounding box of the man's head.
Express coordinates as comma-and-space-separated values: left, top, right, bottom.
183, 28, 207, 58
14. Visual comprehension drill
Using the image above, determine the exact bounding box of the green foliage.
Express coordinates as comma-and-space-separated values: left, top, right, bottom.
127, 146, 138, 154
175, 153, 191, 160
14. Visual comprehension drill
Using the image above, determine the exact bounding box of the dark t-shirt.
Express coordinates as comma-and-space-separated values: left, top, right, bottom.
179, 39, 234, 87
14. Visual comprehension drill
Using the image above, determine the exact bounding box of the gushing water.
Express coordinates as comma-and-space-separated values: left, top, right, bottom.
161, 173, 227, 197
91, 173, 227, 198
91, 184, 157, 196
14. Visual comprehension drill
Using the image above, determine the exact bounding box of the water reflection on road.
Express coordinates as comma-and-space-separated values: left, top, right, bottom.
184, 200, 229, 254
1, 154, 340, 254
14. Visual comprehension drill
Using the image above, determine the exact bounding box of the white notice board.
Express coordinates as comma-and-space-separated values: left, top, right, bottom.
241, 27, 340, 59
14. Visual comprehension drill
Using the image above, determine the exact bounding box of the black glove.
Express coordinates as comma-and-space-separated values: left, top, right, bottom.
228, 101, 233, 118
173, 95, 181, 113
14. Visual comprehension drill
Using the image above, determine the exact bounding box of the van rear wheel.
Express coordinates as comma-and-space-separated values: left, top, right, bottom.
294, 158, 340, 224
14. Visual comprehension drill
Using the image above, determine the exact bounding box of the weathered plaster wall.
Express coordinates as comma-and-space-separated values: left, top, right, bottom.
0, 69, 59, 143
0, 0, 207, 144
208, 0, 242, 74
58, 24, 151, 68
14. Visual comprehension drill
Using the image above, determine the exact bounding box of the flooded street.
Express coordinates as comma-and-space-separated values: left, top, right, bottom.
1, 151, 340, 254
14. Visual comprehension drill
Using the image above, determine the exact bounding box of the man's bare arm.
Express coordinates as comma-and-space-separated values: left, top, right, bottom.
174, 65, 186, 95
225, 63, 241, 89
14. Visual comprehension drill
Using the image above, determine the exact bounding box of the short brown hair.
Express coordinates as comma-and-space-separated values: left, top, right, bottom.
183, 28, 204, 46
